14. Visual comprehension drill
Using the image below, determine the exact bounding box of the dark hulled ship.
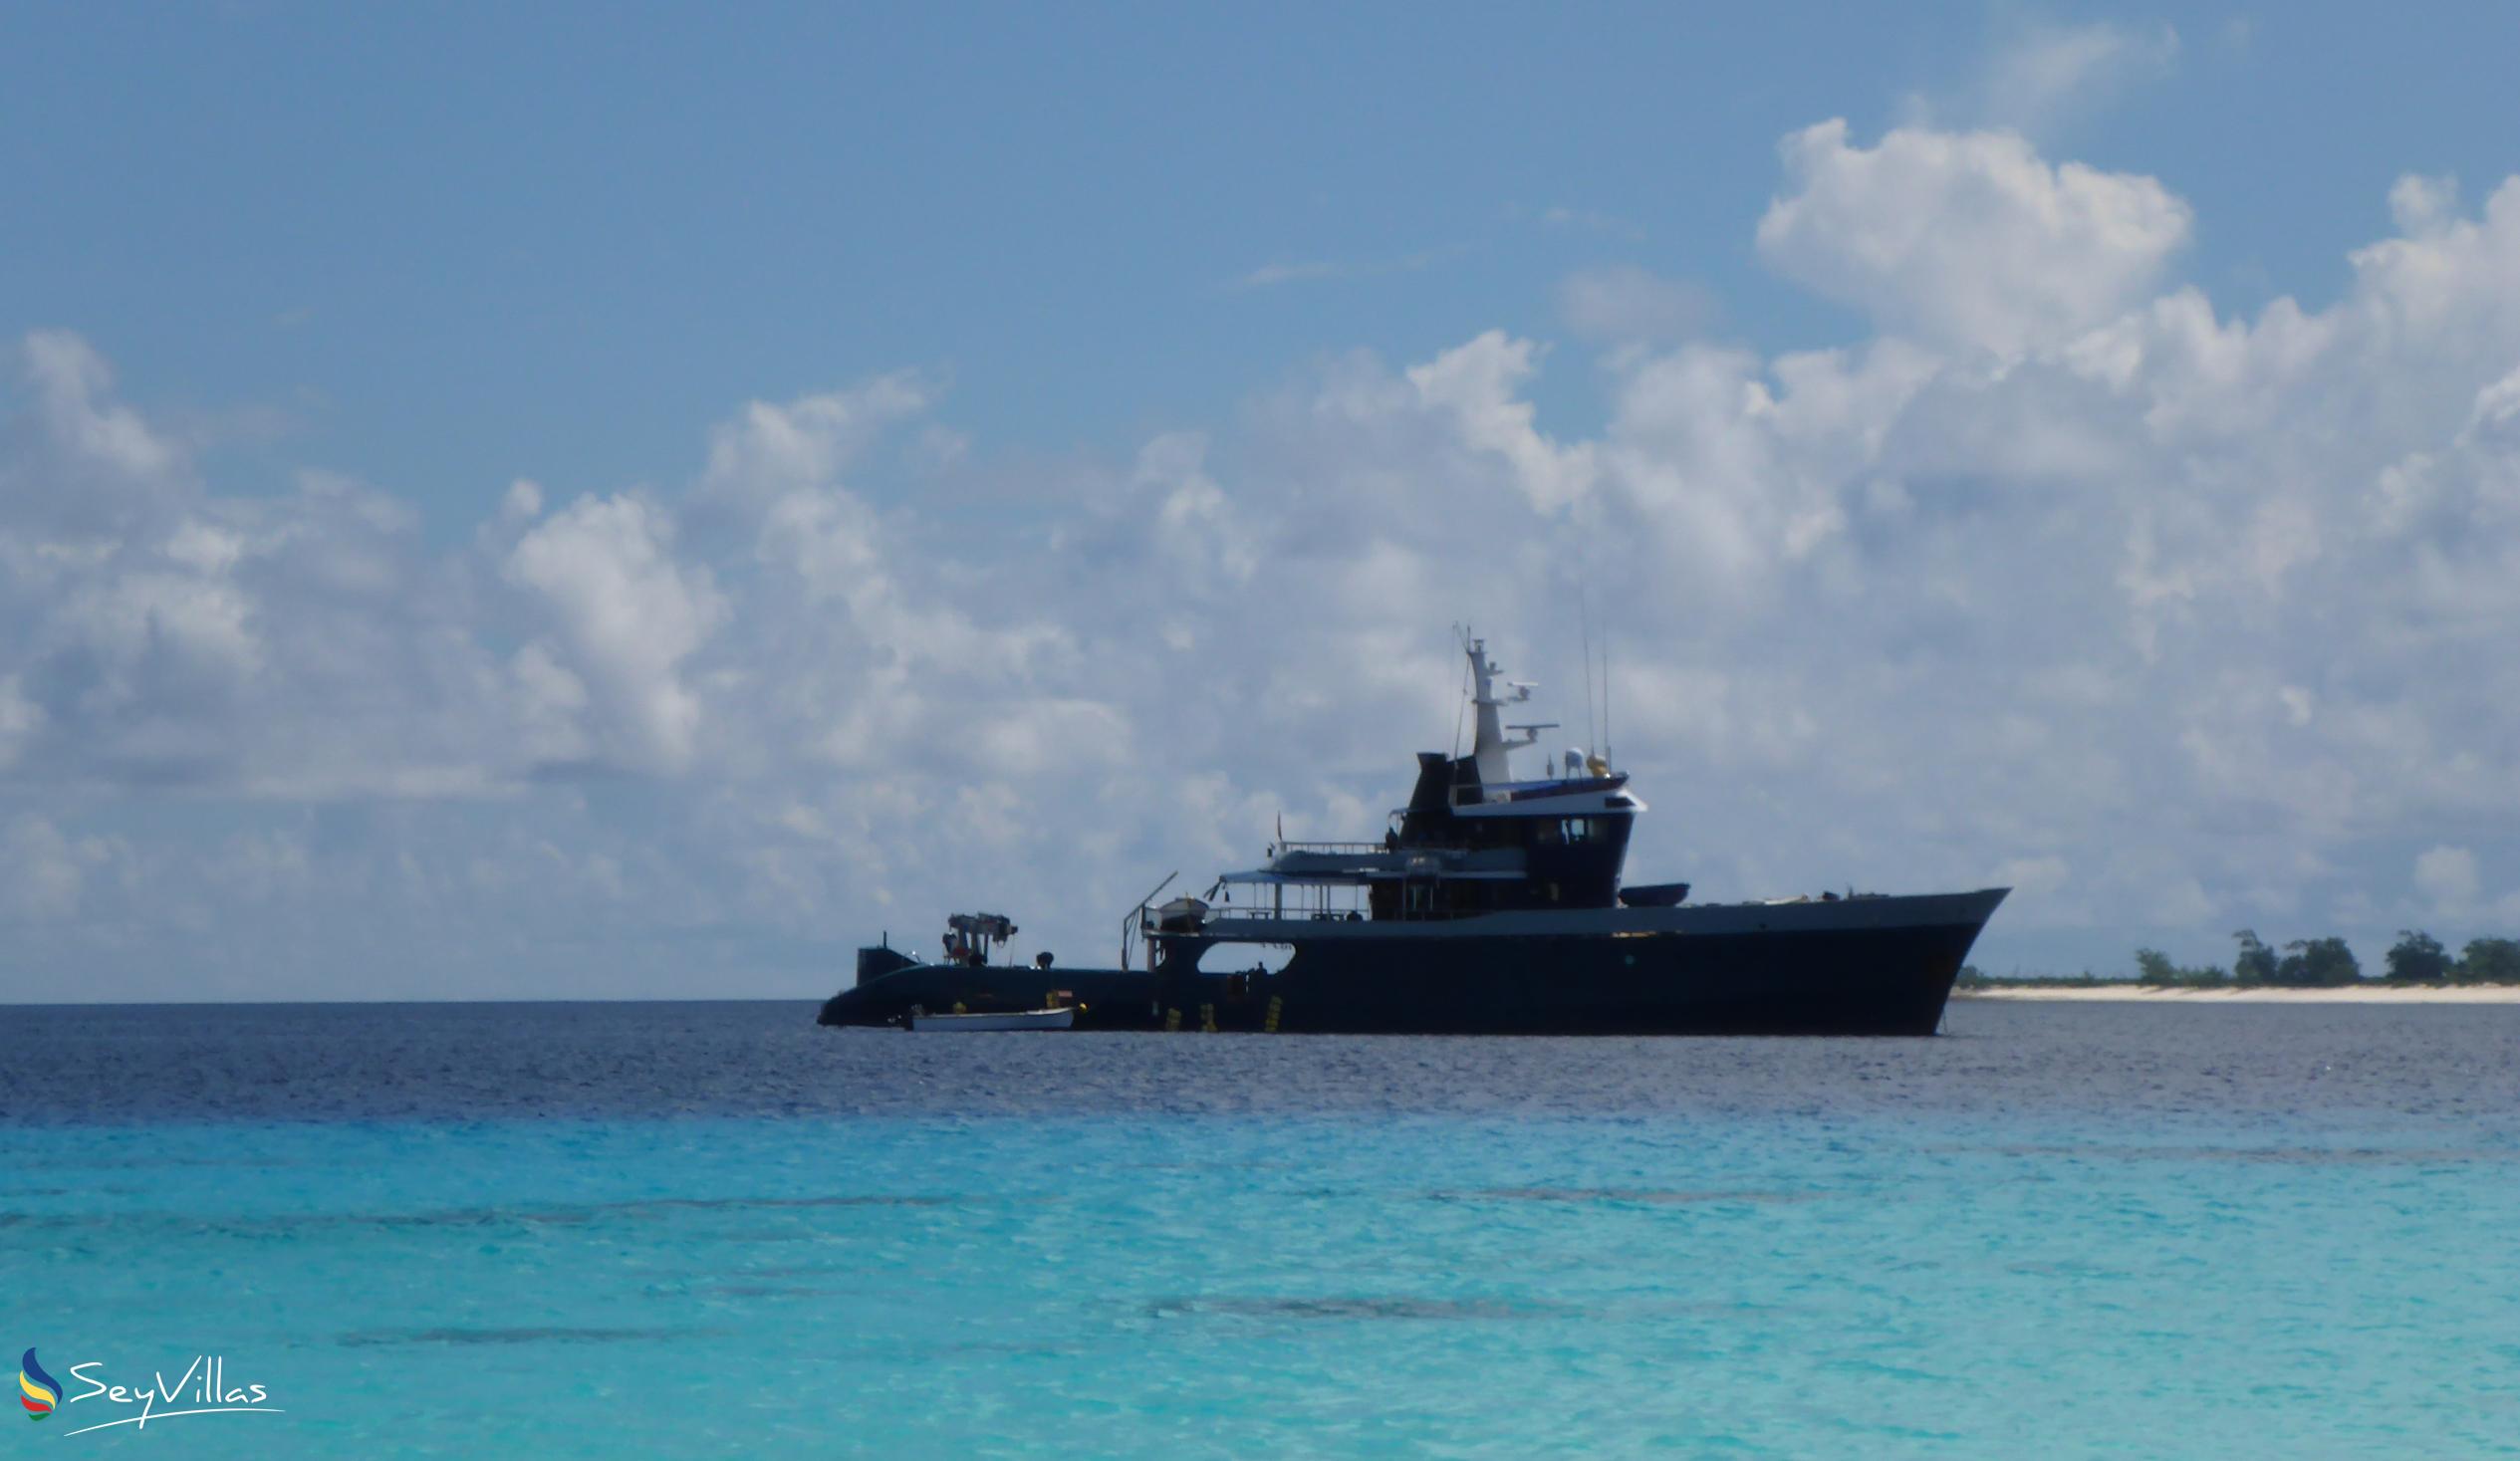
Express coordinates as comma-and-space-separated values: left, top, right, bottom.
821, 635, 2004, 1036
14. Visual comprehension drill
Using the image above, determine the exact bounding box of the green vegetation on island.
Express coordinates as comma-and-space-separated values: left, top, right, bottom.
1955, 930, 2520, 990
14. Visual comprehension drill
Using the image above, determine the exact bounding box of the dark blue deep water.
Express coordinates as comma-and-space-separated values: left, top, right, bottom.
5, 1000, 2517, 1455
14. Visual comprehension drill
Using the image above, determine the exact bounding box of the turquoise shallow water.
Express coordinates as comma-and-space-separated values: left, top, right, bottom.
5, 1001, 2518, 1455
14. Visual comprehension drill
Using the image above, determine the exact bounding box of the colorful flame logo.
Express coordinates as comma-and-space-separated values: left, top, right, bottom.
19, 1348, 60, 1420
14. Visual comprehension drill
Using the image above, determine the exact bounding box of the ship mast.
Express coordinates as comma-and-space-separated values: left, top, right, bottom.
1462, 631, 1549, 785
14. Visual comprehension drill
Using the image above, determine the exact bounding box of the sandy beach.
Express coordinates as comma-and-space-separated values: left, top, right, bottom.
1959, 984, 2520, 1003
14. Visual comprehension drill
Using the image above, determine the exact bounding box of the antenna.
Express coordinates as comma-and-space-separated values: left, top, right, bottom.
1580, 596, 1598, 759
1601, 624, 1612, 770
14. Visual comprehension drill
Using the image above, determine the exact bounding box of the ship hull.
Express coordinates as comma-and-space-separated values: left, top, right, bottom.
820, 889, 2004, 1037
1235, 919, 1982, 1036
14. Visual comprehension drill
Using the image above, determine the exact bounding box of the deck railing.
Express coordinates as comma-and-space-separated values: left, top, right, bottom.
1210, 878, 1372, 922
1208, 901, 1370, 922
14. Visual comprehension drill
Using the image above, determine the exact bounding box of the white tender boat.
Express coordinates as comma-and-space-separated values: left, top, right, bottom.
902, 1007, 1076, 1032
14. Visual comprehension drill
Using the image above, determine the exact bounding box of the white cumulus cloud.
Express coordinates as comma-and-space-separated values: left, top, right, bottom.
2413, 845, 2480, 914
505, 494, 727, 774
1757, 120, 2192, 357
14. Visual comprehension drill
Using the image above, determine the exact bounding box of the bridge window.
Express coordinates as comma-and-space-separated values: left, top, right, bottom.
1560, 817, 1598, 844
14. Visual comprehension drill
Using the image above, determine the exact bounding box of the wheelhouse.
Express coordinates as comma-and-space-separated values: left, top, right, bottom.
1196, 633, 1649, 928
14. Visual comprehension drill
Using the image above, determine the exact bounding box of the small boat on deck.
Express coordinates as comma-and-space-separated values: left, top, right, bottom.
902, 1006, 1076, 1032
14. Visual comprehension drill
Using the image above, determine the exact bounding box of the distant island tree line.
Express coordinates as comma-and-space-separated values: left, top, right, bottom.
1959, 930, 2520, 989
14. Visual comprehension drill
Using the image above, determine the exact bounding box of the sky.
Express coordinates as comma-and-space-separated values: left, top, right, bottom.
7, 2, 2520, 999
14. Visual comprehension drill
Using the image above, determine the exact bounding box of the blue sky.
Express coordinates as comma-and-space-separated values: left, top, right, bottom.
15, 3, 2516, 533
8, 3, 2520, 997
